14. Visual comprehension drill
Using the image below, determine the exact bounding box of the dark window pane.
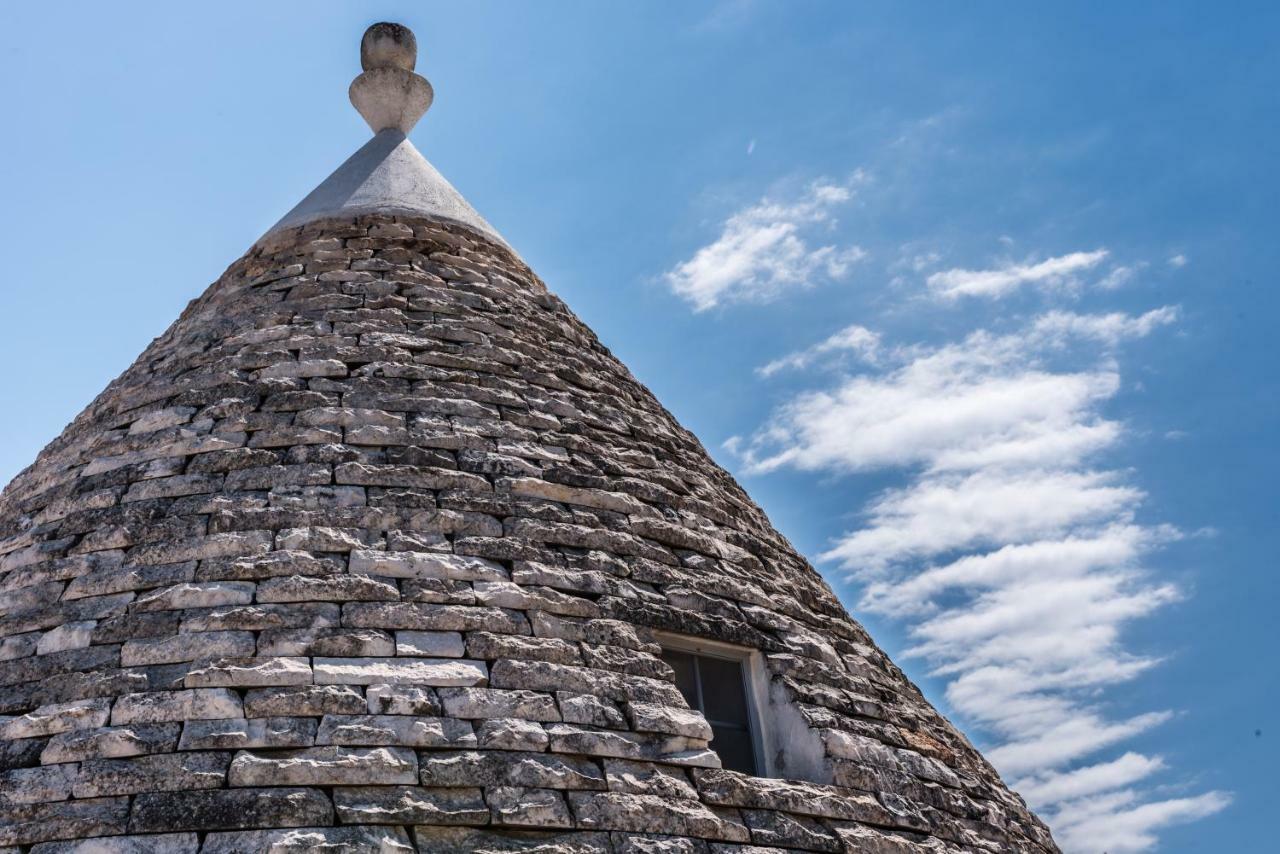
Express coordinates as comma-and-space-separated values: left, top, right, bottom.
710, 723, 757, 775
699, 655, 750, 727
661, 649, 699, 710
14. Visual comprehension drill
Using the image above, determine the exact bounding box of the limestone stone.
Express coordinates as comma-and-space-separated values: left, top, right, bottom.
349, 549, 507, 581
0, 699, 110, 739
111, 689, 243, 724
395, 630, 465, 657
365, 684, 442, 716
314, 657, 487, 686
0, 797, 130, 847
201, 826, 414, 854
418, 750, 606, 791
568, 792, 750, 842
228, 746, 417, 786
488, 786, 573, 828
28, 833, 199, 853
628, 702, 714, 740
72, 751, 231, 797
184, 656, 312, 687
128, 788, 333, 832
439, 687, 560, 721
605, 759, 698, 800
315, 714, 475, 748
178, 716, 317, 750
120, 630, 255, 666
41, 724, 180, 764
36, 622, 96, 656
244, 685, 366, 717
0, 763, 77, 805
477, 717, 549, 752
332, 785, 488, 825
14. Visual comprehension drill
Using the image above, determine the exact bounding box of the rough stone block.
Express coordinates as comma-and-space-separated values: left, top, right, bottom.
0, 763, 77, 805
128, 788, 333, 832
487, 786, 573, 828
0, 698, 110, 739
0, 796, 130, 846
395, 630, 465, 658
184, 656, 312, 687
244, 685, 366, 718
121, 631, 255, 666
439, 687, 560, 721
349, 549, 507, 581
73, 751, 232, 797
201, 826, 414, 854
568, 792, 750, 842
228, 746, 417, 786
313, 657, 487, 686
365, 684, 441, 716
41, 724, 180, 764
111, 689, 243, 724
477, 717, 549, 752
332, 785, 488, 825
418, 750, 606, 791
28, 832, 199, 853
178, 716, 317, 750
315, 714, 475, 748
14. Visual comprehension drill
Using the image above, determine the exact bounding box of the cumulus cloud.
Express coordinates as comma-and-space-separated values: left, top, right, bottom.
733, 301, 1226, 850
926, 249, 1109, 300
663, 178, 866, 311
757, 324, 880, 377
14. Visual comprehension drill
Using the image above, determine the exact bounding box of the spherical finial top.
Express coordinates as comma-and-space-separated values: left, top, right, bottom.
361, 22, 417, 72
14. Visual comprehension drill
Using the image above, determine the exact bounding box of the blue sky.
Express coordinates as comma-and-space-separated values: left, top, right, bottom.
1, 3, 1276, 851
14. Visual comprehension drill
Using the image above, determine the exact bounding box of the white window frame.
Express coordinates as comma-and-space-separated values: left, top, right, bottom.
654, 631, 775, 778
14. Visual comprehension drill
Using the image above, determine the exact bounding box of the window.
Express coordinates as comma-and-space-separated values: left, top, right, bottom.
660, 645, 761, 775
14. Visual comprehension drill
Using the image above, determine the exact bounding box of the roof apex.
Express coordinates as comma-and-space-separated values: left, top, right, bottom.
257, 23, 505, 248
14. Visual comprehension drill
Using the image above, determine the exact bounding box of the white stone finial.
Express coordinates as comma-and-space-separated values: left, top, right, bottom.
349, 22, 434, 135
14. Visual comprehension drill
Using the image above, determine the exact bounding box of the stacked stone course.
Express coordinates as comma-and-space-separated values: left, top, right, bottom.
0, 213, 1058, 852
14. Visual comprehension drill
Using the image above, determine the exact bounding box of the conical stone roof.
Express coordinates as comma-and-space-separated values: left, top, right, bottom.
0, 23, 1058, 854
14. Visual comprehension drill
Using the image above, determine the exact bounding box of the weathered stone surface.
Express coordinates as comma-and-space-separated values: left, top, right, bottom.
244, 684, 366, 717
0, 763, 77, 805
201, 826, 414, 854
350, 550, 507, 581
228, 746, 417, 786
395, 630, 465, 658
365, 684, 442, 716
488, 786, 573, 828
128, 788, 333, 832
178, 716, 317, 750
41, 724, 180, 764
628, 702, 713, 740
29, 832, 199, 853
0, 699, 110, 739
184, 656, 312, 687
314, 657, 487, 686
569, 792, 750, 842
111, 689, 243, 725
0, 796, 130, 846
477, 717, 549, 752
73, 751, 231, 797
315, 714, 475, 748
605, 759, 698, 800
439, 687, 560, 721
418, 750, 606, 791
333, 785, 488, 825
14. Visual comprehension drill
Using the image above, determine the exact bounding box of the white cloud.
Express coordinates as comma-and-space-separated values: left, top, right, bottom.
757, 324, 880, 377
926, 249, 1109, 300
1033, 306, 1179, 346
1015, 752, 1166, 806
732, 304, 1223, 850
663, 178, 866, 311
1050, 790, 1230, 854
1168, 253, 1188, 268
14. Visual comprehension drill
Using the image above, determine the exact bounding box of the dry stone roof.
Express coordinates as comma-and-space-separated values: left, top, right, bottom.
0, 22, 1059, 854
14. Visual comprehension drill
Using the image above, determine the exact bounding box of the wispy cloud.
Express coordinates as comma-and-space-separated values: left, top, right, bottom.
735, 298, 1226, 850
757, 323, 880, 377
663, 178, 866, 311
926, 249, 1109, 300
